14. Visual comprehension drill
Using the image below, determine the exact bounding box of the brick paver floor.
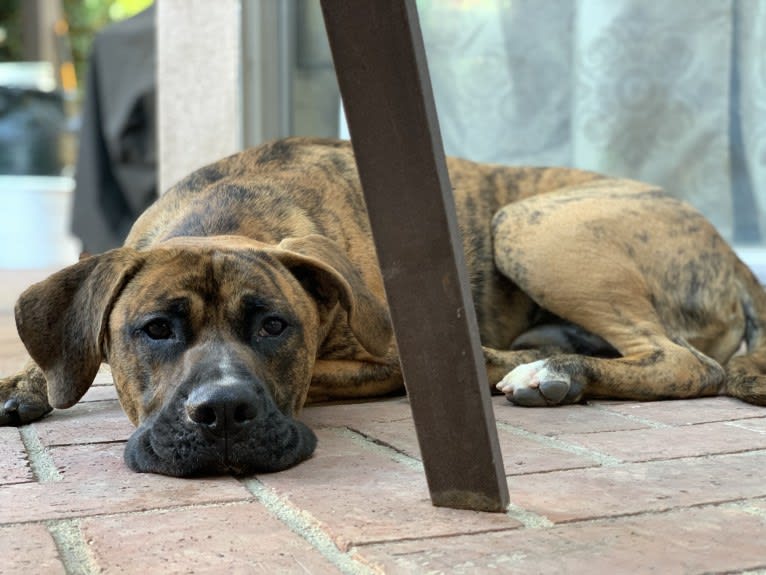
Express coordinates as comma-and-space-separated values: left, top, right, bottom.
2, 271, 766, 574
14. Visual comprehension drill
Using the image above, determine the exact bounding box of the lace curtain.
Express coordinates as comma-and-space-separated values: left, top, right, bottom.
405, 0, 765, 244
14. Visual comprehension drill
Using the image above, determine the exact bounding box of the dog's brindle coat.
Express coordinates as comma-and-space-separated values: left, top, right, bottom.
2, 138, 765, 476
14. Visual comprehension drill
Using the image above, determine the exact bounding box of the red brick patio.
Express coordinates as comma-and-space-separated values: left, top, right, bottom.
2, 270, 766, 574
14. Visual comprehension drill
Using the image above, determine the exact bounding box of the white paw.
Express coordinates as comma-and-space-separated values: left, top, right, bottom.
496, 359, 571, 406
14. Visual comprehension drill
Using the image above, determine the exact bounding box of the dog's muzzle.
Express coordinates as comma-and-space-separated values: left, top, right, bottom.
123, 375, 317, 477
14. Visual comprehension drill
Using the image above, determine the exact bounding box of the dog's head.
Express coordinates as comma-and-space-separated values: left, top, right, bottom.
15, 234, 391, 476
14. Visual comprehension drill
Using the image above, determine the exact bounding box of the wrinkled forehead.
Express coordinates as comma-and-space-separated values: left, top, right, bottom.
115, 247, 302, 316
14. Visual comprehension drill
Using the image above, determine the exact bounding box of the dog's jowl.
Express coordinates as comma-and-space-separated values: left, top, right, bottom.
2, 138, 765, 476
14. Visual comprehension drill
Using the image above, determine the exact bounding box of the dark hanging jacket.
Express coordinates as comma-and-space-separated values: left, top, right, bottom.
71, 6, 156, 253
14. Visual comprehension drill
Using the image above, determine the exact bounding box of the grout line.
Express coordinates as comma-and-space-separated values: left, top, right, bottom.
588, 403, 671, 429
590, 403, 766, 430
496, 422, 624, 467
504, 502, 554, 529
352, 526, 522, 549
19, 423, 100, 574
241, 478, 379, 575
47, 519, 99, 575
18, 426, 61, 482
482, 496, 766, 533
724, 420, 766, 434
546, 495, 766, 528
1, 500, 259, 529
724, 498, 766, 520
46, 439, 127, 449
339, 427, 424, 471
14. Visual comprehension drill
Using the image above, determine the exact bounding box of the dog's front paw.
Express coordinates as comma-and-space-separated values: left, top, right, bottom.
496, 359, 579, 406
0, 368, 52, 426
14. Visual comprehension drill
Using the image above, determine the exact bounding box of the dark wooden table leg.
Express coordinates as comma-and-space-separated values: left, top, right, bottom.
320, 0, 509, 512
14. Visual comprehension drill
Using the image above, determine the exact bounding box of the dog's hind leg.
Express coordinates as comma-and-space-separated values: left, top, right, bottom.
489, 262, 729, 405
724, 260, 766, 405
496, 335, 726, 406
484, 321, 622, 405
490, 193, 728, 405
490, 283, 729, 405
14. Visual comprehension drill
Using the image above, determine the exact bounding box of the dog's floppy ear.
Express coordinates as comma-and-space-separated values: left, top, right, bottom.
273, 235, 392, 357
15, 248, 144, 409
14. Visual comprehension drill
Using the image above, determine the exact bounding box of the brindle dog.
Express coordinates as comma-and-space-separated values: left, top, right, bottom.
2, 138, 765, 476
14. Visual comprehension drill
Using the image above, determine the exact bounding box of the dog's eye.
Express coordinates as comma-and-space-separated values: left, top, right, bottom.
143, 319, 174, 340
258, 316, 288, 338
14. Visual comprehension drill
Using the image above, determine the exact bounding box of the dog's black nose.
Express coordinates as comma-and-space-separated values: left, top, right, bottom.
185, 383, 259, 437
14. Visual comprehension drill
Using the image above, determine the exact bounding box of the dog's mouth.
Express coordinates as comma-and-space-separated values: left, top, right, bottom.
124, 416, 317, 476
122, 382, 317, 477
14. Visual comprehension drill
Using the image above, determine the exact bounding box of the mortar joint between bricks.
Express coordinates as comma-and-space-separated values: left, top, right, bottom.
496, 421, 623, 467
19, 426, 62, 482
241, 477, 380, 575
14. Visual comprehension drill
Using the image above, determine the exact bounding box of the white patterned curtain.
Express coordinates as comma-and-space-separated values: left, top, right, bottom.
413, 0, 766, 244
